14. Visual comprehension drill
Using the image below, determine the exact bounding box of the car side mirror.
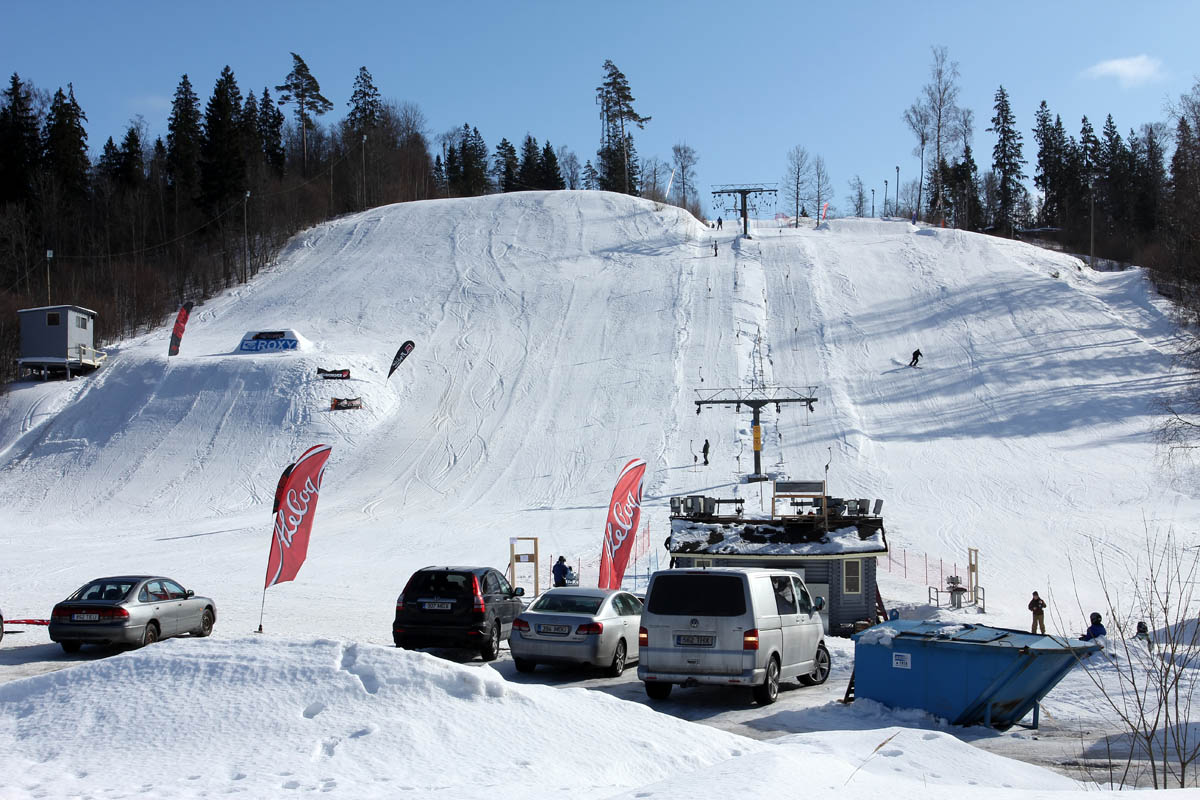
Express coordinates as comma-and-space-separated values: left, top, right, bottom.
185, 589, 195, 598
513, 587, 525, 597
813, 597, 826, 611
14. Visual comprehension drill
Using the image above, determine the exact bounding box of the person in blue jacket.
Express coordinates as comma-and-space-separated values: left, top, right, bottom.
1081, 612, 1107, 641
552, 556, 569, 588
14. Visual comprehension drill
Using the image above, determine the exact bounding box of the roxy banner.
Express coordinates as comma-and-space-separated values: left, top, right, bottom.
598, 458, 647, 590
264, 444, 332, 589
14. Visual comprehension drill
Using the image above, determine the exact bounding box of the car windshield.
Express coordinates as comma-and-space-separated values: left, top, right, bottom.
647, 574, 746, 616
408, 571, 473, 596
530, 594, 604, 614
70, 580, 136, 602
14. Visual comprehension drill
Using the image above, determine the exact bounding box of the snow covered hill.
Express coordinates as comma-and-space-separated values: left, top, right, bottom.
0, 191, 1196, 796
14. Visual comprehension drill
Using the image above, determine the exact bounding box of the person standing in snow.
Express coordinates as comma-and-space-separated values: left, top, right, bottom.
702, 439, 710, 466
717, 216, 723, 230
713, 241, 718, 257
908, 348, 922, 367
1028, 591, 1046, 634
552, 556, 569, 588
1081, 612, 1107, 643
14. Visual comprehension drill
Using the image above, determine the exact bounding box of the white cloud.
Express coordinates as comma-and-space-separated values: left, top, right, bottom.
1082, 55, 1165, 88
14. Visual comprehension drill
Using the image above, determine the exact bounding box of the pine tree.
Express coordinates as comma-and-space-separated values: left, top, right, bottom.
166, 74, 202, 202
0, 73, 42, 205
492, 138, 518, 192
987, 85, 1025, 237
239, 89, 261, 173
97, 136, 122, 186
517, 134, 540, 191
1168, 117, 1199, 275
275, 52, 333, 174
42, 83, 90, 202
461, 125, 490, 195
539, 140, 564, 189
346, 66, 382, 135
595, 60, 650, 195
117, 124, 143, 188
432, 153, 446, 195
581, 160, 598, 190
258, 87, 285, 176
199, 66, 245, 210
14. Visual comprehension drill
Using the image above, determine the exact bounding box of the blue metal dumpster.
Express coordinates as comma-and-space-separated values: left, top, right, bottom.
850, 621, 1100, 730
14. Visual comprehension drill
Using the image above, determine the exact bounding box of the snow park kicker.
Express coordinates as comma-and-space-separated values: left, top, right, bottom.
0, 190, 1198, 795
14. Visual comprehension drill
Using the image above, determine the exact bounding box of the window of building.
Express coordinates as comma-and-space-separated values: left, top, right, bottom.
77, 316, 88, 330
843, 559, 862, 595
47, 312, 60, 326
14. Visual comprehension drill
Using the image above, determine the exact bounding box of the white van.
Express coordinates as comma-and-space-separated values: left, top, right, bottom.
637, 567, 830, 705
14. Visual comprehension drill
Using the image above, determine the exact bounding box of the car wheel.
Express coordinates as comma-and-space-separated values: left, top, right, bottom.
141, 622, 160, 648
195, 609, 214, 637
799, 643, 831, 686
513, 658, 537, 673
606, 639, 628, 678
753, 656, 781, 705
644, 681, 672, 700
480, 622, 501, 661
61, 640, 81, 654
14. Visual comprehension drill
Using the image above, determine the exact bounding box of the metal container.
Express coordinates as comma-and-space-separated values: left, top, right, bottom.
851, 620, 1100, 730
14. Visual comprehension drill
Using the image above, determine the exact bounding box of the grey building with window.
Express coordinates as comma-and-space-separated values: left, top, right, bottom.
17, 305, 106, 379
666, 484, 888, 636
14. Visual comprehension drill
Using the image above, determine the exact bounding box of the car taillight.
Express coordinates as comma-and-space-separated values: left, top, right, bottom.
471, 574, 486, 613
638, 626, 648, 647
576, 622, 603, 635
743, 629, 760, 650
513, 618, 529, 632
51, 604, 68, 623
396, 599, 405, 612
101, 607, 129, 621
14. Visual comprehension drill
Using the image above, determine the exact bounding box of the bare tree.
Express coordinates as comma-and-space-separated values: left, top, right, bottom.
781, 145, 810, 227
1060, 529, 1200, 788
903, 102, 932, 220
847, 175, 867, 217
557, 145, 580, 189
640, 155, 667, 202
812, 156, 832, 227
921, 46, 961, 222
670, 142, 699, 211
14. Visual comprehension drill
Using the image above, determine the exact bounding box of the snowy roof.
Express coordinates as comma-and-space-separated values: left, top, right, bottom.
668, 517, 887, 557
18, 304, 97, 315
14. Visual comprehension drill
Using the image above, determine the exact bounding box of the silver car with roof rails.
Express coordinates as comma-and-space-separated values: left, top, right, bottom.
637, 567, 829, 705
49, 575, 216, 653
509, 587, 643, 676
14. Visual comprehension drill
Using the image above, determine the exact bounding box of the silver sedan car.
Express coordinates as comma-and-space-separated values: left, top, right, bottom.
49, 576, 216, 653
509, 588, 642, 676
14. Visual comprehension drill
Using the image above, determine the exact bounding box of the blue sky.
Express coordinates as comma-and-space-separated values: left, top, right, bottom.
3, 1, 1196, 217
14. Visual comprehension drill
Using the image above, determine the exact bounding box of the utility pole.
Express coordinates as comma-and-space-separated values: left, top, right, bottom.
695, 386, 817, 481
242, 191, 250, 283
361, 134, 367, 209
711, 184, 778, 238
1089, 168, 1096, 268
871, 188, 875, 218
45, 250, 53, 306
895, 165, 900, 215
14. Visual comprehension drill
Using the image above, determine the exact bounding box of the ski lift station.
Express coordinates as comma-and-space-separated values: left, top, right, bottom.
667, 480, 888, 635
16, 304, 106, 379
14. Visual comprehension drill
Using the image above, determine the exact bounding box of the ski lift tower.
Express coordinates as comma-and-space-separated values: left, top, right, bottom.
712, 183, 778, 239
695, 386, 818, 481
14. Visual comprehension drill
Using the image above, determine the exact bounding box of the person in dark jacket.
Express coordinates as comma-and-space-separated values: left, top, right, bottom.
702, 439, 710, 466
1081, 612, 1107, 642
909, 348, 922, 367
552, 556, 569, 587
1028, 591, 1046, 634
717, 216, 723, 230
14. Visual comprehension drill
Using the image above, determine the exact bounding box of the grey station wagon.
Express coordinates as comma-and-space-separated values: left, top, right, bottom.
49, 575, 216, 653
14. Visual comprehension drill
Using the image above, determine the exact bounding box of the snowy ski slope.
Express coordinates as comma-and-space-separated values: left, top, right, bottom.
0, 190, 1194, 639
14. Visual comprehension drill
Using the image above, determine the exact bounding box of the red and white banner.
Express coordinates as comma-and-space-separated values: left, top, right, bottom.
598, 458, 647, 590
264, 444, 332, 589
821, 202, 830, 221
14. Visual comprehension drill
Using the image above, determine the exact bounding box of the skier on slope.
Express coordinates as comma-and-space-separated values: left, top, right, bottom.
908, 348, 922, 367
702, 439, 710, 466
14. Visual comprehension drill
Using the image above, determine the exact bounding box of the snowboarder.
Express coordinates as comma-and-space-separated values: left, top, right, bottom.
1028, 591, 1046, 634
702, 439, 710, 466
1081, 612, 1107, 643
908, 348, 922, 367
717, 216, 723, 230
552, 556, 569, 588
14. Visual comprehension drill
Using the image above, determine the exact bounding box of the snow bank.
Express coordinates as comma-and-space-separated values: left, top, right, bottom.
0, 637, 754, 799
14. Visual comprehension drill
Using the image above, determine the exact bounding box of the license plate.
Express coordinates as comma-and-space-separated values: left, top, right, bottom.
72, 613, 99, 622
676, 634, 715, 647
538, 624, 570, 635
422, 602, 451, 611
